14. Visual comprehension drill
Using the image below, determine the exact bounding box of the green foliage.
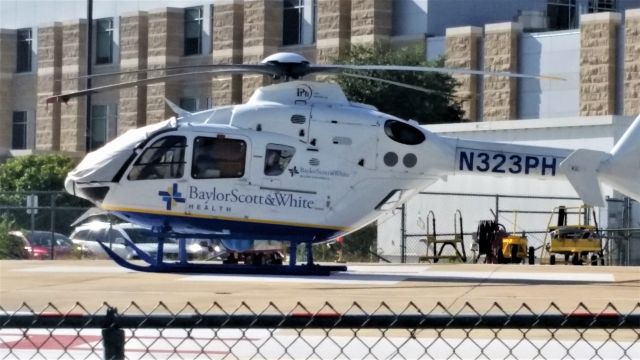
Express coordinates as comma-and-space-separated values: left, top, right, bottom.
312, 223, 378, 263
0, 154, 76, 192
0, 154, 90, 235
334, 44, 465, 124
0, 214, 27, 259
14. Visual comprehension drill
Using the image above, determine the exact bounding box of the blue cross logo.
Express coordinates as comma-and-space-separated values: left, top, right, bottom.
158, 183, 186, 211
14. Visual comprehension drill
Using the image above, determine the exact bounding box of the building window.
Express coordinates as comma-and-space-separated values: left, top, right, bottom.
95, 18, 114, 64
184, 6, 203, 56
192, 137, 246, 179
16, 28, 32, 73
588, 0, 616, 12
282, 0, 316, 46
12, 111, 28, 149
547, 0, 578, 30
88, 105, 117, 151
180, 97, 212, 112
180, 98, 198, 112
128, 136, 187, 180
89, 105, 108, 151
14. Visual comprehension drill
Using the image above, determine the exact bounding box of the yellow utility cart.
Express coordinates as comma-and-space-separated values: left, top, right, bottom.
499, 233, 532, 264
475, 213, 535, 265
542, 206, 604, 265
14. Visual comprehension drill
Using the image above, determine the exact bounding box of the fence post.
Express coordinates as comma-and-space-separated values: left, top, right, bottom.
102, 307, 125, 360
401, 204, 406, 263
494, 195, 499, 224
50, 194, 55, 260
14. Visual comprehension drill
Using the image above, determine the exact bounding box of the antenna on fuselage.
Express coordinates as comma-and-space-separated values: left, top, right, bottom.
164, 97, 192, 118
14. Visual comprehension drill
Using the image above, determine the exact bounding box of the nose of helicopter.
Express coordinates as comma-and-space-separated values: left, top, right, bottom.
64, 176, 75, 196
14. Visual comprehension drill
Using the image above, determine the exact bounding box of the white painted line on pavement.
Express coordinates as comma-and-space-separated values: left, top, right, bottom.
15, 266, 130, 273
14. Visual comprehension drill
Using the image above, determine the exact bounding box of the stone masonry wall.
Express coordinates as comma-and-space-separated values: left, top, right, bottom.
351, 0, 391, 45
212, 0, 243, 105
624, 9, 640, 116
483, 22, 520, 121
446, 26, 482, 122
0, 30, 16, 151
580, 12, 620, 116
316, 0, 351, 64
35, 23, 62, 151
119, 12, 148, 133
242, 0, 282, 102
59, 20, 87, 153
146, 8, 182, 123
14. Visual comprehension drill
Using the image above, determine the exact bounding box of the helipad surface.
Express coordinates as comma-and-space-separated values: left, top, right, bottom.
1, 260, 638, 313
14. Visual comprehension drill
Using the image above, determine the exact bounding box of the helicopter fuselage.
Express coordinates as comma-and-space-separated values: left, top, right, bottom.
66, 81, 639, 251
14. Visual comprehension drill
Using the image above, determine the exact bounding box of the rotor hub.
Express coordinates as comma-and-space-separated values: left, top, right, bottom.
261, 52, 311, 79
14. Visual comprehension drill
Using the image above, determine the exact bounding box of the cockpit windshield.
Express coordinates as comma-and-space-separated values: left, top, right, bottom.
128, 136, 186, 180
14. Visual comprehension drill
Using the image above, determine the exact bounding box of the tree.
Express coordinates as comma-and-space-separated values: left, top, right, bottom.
0, 154, 90, 234
334, 44, 465, 124
0, 154, 76, 192
0, 214, 27, 259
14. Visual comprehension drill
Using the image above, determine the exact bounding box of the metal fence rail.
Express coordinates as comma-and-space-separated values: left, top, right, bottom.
1, 302, 639, 359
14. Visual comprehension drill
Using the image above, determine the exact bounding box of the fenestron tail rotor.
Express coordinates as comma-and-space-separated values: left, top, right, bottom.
46, 52, 565, 104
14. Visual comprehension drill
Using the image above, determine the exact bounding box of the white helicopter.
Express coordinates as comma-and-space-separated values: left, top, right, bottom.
48, 53, 640, 275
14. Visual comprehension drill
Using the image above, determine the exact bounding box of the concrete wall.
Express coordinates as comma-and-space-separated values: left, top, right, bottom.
519, 31, 581, 119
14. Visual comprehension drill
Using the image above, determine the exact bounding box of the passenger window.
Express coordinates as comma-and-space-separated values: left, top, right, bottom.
128, 136, 186, 180
384, 120, 425, 145
192, 136, 246, 179
264, 144, 295, 176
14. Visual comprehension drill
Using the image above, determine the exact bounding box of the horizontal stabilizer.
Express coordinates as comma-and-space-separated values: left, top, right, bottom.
559, 149, 610, 207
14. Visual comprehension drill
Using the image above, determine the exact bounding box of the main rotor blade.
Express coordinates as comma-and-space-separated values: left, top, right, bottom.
47, 68, 275, 104
61, 64, 274, 81
311, 64, 566, 81
335, 72, 453, 97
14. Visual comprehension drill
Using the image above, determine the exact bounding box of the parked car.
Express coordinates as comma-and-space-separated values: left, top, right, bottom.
69, 222, 212, 261
8, 230, 76, 260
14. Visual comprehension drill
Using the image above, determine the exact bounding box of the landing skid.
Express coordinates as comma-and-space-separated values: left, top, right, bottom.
97, 241, 347, 276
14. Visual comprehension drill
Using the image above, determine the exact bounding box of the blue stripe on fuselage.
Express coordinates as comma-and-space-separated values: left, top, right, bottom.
112, 211, 340, 243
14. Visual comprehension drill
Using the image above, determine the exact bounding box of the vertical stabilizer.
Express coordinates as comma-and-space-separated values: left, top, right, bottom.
599, 115, 640, 201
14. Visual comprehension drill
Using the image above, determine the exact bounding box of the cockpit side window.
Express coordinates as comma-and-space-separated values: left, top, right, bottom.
128, 136, 186, 180
264, 144, 295, 176
384, 120, 425, 145
192, 136, 246, 179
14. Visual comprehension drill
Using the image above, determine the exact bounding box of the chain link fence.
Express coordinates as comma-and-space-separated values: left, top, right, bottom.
380, 192, 640, 265
1, 302, 638, 359
0, 191, 91, 239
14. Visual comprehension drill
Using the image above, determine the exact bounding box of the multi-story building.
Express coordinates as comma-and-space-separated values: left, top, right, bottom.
0, 0, 639, 158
